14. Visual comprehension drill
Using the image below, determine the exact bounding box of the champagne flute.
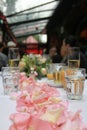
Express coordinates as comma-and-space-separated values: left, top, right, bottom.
68, 47, 80, 68
8, 48, 20, 67
29, 57, 36, 77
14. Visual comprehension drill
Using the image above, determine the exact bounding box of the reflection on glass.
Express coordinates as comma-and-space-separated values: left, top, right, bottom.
65, 68, 86, 100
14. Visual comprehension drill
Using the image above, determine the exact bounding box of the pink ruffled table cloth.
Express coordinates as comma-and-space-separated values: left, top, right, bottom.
0, 75, 87, 130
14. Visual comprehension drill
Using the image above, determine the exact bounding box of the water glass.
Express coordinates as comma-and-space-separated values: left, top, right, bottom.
53, 63, 65, 84
46, 64, 54, 80
65, 68, 86, 100
1, 67, 20, 95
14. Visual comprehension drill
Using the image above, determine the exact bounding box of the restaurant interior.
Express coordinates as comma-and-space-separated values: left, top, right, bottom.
0, 0, 87, 56
1, 0, 87, 130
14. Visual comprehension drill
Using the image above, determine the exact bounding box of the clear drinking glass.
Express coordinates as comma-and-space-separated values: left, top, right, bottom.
8, 48, 20, 67
53, 63, 65, 84
46, 64, 54, 80
68, 47, 80, 68
65, 68, 86, 100
1, 67, 20, 95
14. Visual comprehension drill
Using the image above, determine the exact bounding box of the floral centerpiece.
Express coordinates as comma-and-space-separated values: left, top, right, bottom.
19, 54, 51, 79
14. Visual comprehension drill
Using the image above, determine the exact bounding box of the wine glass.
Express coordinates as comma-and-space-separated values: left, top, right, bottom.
8, 48, 20, 67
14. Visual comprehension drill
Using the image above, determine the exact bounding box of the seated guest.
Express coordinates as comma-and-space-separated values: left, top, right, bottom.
0, 43, 8, 70
49, 46, 62, 63
2, 46, 9, 56
60, 35, 87, 72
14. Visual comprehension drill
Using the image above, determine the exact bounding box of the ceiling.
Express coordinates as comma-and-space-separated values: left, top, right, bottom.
0, 0, 59, 39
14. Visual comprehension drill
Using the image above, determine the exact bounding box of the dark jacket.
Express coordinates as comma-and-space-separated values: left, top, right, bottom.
0, 52, 8, 70
52, 54, 62, 63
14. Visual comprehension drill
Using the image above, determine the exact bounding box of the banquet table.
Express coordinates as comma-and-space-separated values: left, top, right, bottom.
0, 76, 87, 130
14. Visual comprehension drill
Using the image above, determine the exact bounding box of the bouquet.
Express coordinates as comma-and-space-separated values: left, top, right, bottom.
19, 54, 51, 79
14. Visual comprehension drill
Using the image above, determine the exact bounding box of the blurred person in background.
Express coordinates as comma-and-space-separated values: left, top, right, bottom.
49, 46, 62, 63
2, 41, 9, 56
0, 43, 8, 70
60, 35, 87, 72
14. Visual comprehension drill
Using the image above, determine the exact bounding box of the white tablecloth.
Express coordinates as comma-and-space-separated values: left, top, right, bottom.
0, 76, 87, 130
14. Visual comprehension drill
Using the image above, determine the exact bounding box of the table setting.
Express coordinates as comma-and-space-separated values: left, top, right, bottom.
0, 54, 87, 130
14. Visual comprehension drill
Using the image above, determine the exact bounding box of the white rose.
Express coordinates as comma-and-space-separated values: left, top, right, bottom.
41, 68, 47, 75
